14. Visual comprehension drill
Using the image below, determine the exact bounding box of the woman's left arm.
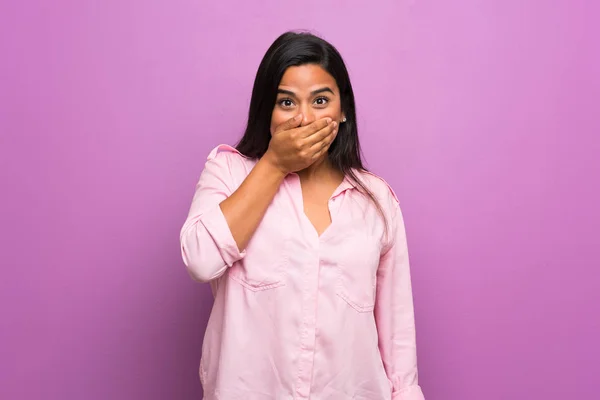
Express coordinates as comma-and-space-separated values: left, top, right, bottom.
375, 205, 425, 400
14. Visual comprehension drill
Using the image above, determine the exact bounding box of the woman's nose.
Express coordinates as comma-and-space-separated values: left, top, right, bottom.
300, 108, 316, 126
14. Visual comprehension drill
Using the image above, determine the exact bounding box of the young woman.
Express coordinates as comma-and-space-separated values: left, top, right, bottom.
180, 31, 425, 400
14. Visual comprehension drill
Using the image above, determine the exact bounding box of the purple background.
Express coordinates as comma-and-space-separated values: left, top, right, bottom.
1, 1, 599, 399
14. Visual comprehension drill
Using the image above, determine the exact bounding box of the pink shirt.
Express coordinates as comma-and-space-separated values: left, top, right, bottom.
180, 145, 425, 400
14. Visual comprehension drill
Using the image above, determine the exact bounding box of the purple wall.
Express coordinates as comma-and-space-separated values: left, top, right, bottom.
1, 1, 598, 399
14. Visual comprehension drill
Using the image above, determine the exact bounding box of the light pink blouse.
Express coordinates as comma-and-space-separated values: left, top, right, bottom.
180, 145, 424, 400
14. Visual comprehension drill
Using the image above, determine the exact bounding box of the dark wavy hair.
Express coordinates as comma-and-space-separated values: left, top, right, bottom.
236, 31, 386, 229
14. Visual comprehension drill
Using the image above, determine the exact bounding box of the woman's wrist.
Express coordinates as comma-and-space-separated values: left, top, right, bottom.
260, 150, 289, 178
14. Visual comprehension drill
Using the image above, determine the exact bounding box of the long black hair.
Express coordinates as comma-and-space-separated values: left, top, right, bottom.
236, 31, 387, 229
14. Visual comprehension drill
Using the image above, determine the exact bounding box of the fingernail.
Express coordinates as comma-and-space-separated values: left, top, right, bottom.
332, 121, 338, 128
326, 117, 332, 124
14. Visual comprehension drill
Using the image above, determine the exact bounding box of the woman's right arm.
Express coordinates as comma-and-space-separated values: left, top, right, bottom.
179, 149, 285, 283
180, 115, 337, 283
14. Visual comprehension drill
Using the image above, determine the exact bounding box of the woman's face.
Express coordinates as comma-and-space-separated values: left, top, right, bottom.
270, 64, 345, 134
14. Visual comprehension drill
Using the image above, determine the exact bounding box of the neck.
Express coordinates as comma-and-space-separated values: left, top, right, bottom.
297, 155, 340, 182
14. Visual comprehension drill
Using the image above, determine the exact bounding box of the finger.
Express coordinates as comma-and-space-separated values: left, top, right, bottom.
298, 117, 332, 138
274, 114, 303, 134
305, 121, 337, 147
308, 124, 337, 157
310, 126, 338, 153
311, 138, 333, 160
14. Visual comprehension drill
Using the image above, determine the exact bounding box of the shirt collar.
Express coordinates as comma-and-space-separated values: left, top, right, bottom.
331, 170, 360, 199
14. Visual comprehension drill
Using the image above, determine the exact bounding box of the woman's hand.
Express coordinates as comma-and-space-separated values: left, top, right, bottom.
264, 114, 338, 174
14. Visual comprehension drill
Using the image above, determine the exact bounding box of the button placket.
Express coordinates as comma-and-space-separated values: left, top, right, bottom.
295, 246, 320, 399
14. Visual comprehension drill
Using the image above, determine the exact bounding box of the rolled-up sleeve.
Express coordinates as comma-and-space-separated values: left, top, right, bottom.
180, 145, 246, 283
375, 205, 425, 400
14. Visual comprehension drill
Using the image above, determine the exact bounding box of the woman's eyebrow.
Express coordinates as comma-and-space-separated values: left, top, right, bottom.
277, 87, 335, 97
311, 87, 334, 96
277, 89, 296, 97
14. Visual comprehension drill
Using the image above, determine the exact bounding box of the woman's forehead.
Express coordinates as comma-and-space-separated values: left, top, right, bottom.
278, 65, 338, 92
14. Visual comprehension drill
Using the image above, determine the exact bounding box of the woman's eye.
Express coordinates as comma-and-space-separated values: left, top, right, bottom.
279, 99, 294, 108
314, 97, 329, 106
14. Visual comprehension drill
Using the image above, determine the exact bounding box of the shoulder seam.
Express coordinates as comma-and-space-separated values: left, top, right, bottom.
207, 144, 247, 161
359, 170, 400, 205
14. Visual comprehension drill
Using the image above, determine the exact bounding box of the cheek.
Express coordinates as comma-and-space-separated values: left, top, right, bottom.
270, 109, 288, 135
316, 103, 342, 121
316, 110, 341, 120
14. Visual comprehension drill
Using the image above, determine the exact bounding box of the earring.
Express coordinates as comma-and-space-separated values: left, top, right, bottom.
341, 117, 347, 123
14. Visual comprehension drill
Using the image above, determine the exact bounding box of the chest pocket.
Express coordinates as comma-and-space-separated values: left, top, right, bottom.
335, 229, 382, 312
227, 205, 291, 291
